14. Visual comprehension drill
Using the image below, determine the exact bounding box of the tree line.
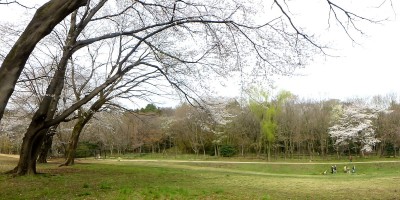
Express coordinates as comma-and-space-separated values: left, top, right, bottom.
2, 94, 400, 161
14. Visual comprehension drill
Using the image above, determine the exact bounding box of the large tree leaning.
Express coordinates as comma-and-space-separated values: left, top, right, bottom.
0, 0, 87, 122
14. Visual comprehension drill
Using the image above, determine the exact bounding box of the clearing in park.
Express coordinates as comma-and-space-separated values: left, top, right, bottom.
1, 154, 400, 199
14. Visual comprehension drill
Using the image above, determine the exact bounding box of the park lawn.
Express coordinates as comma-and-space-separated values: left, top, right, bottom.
1, 155, 400, 199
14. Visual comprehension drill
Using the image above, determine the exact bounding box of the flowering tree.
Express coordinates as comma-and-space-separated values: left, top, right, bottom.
205, 98, 238, 156
328, 102, 386, 156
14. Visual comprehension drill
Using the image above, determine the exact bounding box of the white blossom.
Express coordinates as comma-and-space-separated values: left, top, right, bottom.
328, 102, 384, 153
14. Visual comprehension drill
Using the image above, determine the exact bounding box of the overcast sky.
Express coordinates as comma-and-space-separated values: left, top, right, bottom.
214, 1, 400, 103
271, 1, 400, 101
274, 12, 400, 101
1, 1, 399, 108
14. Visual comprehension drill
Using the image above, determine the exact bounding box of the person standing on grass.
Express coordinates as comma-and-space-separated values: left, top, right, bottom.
349, 155, 353, 162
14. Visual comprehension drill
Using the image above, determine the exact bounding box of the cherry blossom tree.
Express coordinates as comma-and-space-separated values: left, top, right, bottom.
328, 101, 388, 157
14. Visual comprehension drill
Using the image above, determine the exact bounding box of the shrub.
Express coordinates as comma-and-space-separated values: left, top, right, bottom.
75, 142, 99, 158
219, 145, 236, 157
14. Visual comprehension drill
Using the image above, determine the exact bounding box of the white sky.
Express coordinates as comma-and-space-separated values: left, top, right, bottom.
215, 1, 400, 103
274, 14, 400, 101
1, 1, 399, 108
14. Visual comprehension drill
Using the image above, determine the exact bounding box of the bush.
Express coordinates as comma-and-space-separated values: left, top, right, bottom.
219, 145, 236, 157
75, 142, 99, 158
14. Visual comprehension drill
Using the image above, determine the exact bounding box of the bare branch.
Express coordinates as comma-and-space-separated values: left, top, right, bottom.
0, 0, 36, 9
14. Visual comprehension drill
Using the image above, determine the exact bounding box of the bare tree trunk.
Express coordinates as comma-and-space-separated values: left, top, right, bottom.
200, 137, 206, 156
289, 138, 294, 159
37, 126, 58, 163
61, 117, 85, 166
37, 134, 52, 164
257, 138, 262, 158
11, 50, 71, 175
308, 142, 313, 160
0, 0, 87, 122
61, 97, 105, 166
336, 147, 340, 159
320, 139, 325, 158
378, 142, 385, 157
267, 141, 271, 161
325, 140, 329, 157
8, 9, 81, 175
297, 142, 301, 160
7, 127, 48, 175
284, 140, 288, 160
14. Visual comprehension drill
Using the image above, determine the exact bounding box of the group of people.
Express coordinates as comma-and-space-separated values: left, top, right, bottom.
343, 165, 356, 173
324, 165, 355, 174
322, 155, 356, 175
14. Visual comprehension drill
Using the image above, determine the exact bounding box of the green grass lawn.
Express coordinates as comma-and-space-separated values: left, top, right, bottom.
1, 155, 400, 199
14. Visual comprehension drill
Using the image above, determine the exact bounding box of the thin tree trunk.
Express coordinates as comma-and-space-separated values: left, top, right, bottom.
267, 141, 271, 161
325, 140, 329, 158
336, 147, 340, 159
61, 117, 86, 166
284, 140, 288, 160
320, 139, 325, 158
289, 138, 294, 159
308, 142, 313, 160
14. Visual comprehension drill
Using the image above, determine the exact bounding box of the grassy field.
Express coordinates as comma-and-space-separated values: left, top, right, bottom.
1, 155, 400, 199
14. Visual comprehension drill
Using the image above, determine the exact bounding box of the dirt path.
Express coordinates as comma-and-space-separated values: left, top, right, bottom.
1, 154, 400, 165
0, 153, 19, 158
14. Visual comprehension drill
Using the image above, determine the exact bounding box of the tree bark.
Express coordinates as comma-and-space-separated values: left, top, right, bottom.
10, 11, 80, 175
37, 135, 52, 164
13, 49, 73, 174
0, 0, 87, 122
61, 96, 107, 166
8, 126, 48, 175
320, 139, 325, 158
37, 125, 58, 163
267, 141, 271, 161
61, 117, 85, 166
61, 113, 93, 166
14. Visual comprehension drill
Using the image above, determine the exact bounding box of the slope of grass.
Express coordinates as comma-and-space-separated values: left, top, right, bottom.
1, 155, 400, 199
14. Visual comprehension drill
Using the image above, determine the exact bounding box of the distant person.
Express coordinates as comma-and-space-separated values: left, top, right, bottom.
352, 165, 356, 173
344, 165, 347, 173
349, 155, 353, 162
333, 165, 337, 173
